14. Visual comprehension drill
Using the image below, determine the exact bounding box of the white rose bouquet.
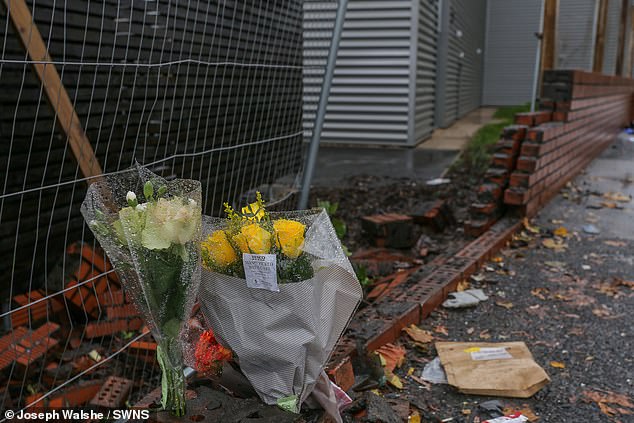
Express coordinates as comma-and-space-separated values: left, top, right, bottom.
81, 165, 201, 416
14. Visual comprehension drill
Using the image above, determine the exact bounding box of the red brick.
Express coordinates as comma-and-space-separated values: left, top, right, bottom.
502, 125, 528, 141
90, 376, 133, 409
515, 111, 552, 127
361, 214, 415, 248
509, 173, 530, 188
504, 188, 529, 205
484, 168, 509, 186
520, 142, 541, 157
492, 153, 515, 170
516, 157, 538, 172
470, 202, 497, 216
325, 355, 355, 391
464, 219, 494, 237
477, 183, 503, 202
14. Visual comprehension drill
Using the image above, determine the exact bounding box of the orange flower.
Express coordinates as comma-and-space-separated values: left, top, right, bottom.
195, 329, 233, 376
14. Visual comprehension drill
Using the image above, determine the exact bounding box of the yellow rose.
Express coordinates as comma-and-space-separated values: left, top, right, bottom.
232, 223, 272, 254
273, 219, 306, 259
202, 230, 238, 268
241, 201, 265, 222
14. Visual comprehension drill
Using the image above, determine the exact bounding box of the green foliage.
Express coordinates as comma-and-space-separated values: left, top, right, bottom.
492, 103, 531, 121
144, 180, 154, 200
354, 265, 373, 288
453, 104, 531, 174
317, 199, 351, 258
317, 200, 347, 240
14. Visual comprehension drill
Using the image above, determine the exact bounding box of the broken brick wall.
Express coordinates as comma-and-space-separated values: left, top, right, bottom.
466, 70, 634, 235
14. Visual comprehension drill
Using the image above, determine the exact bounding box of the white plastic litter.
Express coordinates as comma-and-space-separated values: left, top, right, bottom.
426, 178, 451, 186
421, 357, 448, 384
442, 289, 489, 308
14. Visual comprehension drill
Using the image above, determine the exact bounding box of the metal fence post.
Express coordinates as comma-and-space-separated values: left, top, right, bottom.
531, 0, 546, 112
298, 0, 348, 209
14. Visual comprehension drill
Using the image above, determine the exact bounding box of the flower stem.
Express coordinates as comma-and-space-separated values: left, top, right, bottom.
157, 340, 186, 417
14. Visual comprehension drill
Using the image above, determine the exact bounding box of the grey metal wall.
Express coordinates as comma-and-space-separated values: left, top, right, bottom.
303, 0, 415, 145
413, 0, 439, 143
557, 0, 597, 70
482, 0, 541, 106
436, 0, 487, 127
603, 0, 623, 74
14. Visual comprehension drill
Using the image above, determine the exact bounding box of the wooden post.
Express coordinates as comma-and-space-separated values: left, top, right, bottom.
593, 0, 609, 73
628, 7, 634, 77
616, 0, 629, 75
542, 0, 559, 72
541, 0, 558, 71
4, 0, 103, 182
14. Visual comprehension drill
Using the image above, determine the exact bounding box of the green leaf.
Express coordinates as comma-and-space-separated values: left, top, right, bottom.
332, 218, 347, 240
157, 185, 168, 198
277, 395, 299, 414
144, 181, 154, 200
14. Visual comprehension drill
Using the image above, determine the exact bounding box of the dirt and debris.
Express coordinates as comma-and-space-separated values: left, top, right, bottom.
338, 208, 634, 423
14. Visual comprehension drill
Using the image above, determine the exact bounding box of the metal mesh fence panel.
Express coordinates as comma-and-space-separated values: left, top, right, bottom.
0, 0, 336, 414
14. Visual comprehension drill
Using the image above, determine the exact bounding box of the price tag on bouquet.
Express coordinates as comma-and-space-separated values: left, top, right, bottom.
243, 254, 279, 292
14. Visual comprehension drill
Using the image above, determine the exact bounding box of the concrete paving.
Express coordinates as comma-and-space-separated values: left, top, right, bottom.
418, 107, 500, 151
312, 107, 500, 186
539, 135, 634, 240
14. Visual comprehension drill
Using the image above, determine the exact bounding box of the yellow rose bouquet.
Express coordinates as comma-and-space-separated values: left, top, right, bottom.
201, 193, 313, 284
198, 194, 363, 415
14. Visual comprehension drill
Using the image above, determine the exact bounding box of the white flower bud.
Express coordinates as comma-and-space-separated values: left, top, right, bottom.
126, 191, 137, 202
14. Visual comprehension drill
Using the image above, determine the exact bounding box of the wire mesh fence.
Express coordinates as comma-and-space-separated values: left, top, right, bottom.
0, 0, 337, 414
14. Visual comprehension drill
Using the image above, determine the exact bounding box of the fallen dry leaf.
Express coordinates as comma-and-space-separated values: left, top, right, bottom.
614, 277, 634, 289
433, 325, 449, 336
542, 238, 568, 251
604, 240, 626, 247
583, 389, 634, 417
479, 329, 491, 339
550, 361, 566, 369
402, 324, 434, 344
531, 287, 550, 300
553, 226, 569, 237
523, 218, 540, 234
603, 192, 632, 203
544, 261, 566, 270
376, 344, 406, 372
592, 307, 612, 318
385, 372, 404, 390
457, 279, 470, 292
408, 412, 421, 423
496, 301, 514, 309
600, 201, 621, 209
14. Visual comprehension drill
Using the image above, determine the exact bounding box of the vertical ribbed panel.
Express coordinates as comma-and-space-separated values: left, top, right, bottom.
603, 0, 623, 75
303, 0, 415, 146
557, 0, 597, 70
482, 0, 541, 106
440, 0, 486, 127
303, 1, 337, 142
414, 0, 439, 143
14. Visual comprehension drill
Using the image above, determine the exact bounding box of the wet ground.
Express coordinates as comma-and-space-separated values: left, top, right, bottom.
348, 138, 634, 422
